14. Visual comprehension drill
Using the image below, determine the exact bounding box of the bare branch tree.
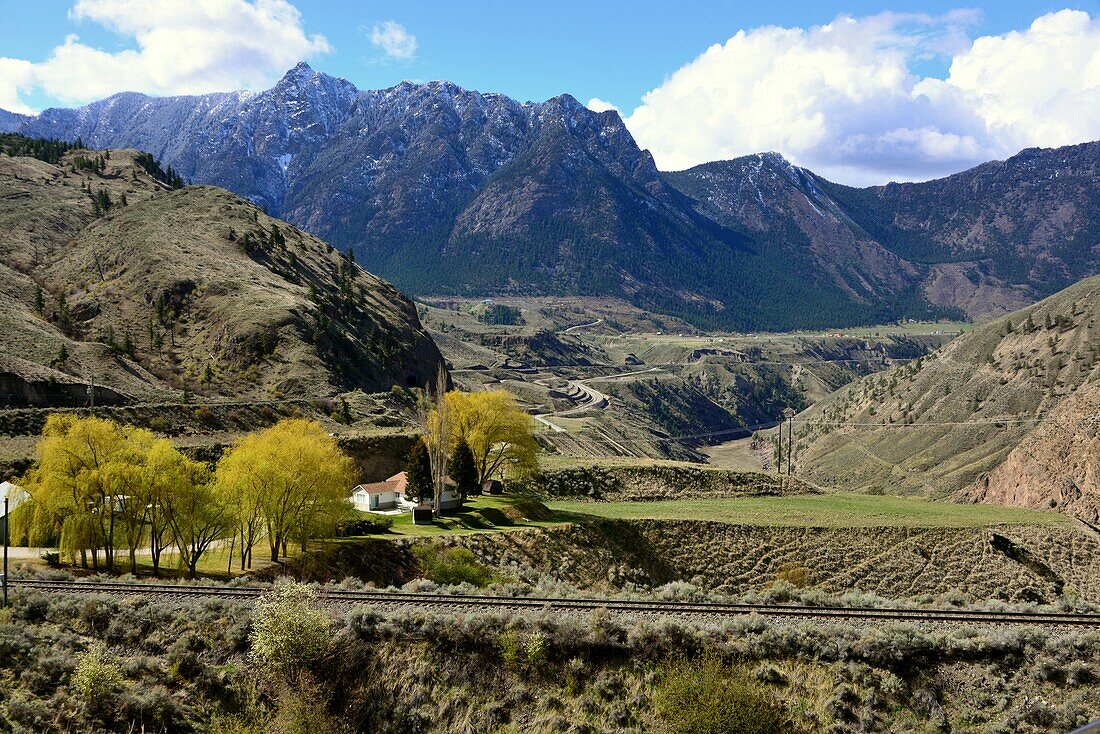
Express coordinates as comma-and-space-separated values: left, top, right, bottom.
417, 365, 452, 514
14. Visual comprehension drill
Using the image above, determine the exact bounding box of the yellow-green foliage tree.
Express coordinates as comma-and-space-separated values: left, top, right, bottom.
216, 419, 355, 563
446, 390, 538, 483
21, 415, 223, 576
23, 415, 145, 572
143, 440, 193, 576
160, 450, 225, 579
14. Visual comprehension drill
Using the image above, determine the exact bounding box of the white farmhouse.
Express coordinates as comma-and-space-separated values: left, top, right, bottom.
349, 471, 464, 514
350, 472, 413, 513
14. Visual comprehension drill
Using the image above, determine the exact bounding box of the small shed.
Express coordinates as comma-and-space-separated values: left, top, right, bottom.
481, 479, 504, 496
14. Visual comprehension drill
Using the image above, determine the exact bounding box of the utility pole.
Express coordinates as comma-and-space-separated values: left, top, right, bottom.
781, 407, 796, 477
3, 493, 8, 609
776, 416, 783, 474
787, 419, 793, 476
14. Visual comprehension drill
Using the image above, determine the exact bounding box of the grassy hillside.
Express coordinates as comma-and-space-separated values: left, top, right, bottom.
792, 276, 1100, 506
0, 146, 444, 406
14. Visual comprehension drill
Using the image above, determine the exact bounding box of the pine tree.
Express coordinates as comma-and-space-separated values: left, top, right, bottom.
449, 438, 479, 499
404, 440, 433, 505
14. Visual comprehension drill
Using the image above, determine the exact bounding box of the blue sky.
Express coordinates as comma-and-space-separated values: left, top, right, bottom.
3, 1, 1100, 183
3, 0, 1094, 109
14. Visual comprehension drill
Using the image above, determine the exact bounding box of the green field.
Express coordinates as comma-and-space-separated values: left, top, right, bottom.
546, 493, 1068, 528
366, 495, 561, 538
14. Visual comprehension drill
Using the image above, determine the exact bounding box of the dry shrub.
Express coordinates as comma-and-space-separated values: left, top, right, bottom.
656, 655, 793, 734
774, 563, 814, 588
266, 679, 352, 734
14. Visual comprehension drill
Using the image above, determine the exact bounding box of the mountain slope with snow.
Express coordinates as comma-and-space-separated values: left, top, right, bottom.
8, 64, 1099, 329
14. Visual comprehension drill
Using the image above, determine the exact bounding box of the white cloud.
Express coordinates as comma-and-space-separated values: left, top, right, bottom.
369, 20, 418, 61
920, 10, 1100, 154
624, 9, 1100, 185
0, 0, 330, 111
587, 97, 619, 113
0, 58, 36, 114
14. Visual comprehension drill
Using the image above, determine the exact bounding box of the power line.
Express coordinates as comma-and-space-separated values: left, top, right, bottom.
798, 417, 1049, 427
570, 411, 1100, 447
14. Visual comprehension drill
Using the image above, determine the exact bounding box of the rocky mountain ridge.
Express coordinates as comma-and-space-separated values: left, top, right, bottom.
8, 64, 1099, 329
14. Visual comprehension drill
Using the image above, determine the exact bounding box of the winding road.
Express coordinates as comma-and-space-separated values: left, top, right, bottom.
532, 367, 663, 432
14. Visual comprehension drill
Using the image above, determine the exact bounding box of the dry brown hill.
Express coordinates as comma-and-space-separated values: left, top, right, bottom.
962, 382, 1100, 521
791, 276, 1100, 511
0, 148, 443, 406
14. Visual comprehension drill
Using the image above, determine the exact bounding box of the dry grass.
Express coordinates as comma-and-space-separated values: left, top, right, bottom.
451, 517, 1099, 603
545, 493, 1066, 528
0, 149, 442, 408
795, 275, 1100, 499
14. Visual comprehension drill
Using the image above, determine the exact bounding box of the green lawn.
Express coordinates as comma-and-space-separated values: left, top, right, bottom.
359, 495, 562, 538
545, 493, 1068, 528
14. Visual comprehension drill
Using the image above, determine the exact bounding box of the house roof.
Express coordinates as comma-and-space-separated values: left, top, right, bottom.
355, 482, 399, 496
352, 471, 459, 498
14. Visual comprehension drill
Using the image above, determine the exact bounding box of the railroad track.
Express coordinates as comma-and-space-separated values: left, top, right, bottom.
8, 579, 1100, 627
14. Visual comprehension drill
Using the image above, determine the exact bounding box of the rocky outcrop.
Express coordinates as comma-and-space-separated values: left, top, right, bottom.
964, 385, 1100, 522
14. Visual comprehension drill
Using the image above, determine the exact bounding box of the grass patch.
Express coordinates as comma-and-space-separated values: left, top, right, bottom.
545, 492, 1069, 528
354, 495, 562, 538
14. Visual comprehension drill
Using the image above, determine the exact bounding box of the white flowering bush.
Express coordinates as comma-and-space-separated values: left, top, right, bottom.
248, 581, 331, 677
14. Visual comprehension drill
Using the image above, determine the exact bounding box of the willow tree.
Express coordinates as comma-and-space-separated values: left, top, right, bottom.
447, 390, 538, 483
144, 439, 200, 576
22, 415, 226, 575
213, 441, 267, 571
23, 415, 133, 570
216, 419, 355, 563
162, 456, 227, 579
102, 428, 157, 574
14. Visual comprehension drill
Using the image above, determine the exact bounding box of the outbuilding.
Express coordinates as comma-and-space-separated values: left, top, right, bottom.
349, 472, 466, 515
481, 479, 504, 496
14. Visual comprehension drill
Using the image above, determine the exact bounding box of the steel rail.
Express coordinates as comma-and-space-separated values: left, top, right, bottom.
9, 579, 1100, 626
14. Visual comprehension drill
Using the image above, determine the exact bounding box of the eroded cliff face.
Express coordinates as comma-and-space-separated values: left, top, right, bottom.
964, 386, 1100, 522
